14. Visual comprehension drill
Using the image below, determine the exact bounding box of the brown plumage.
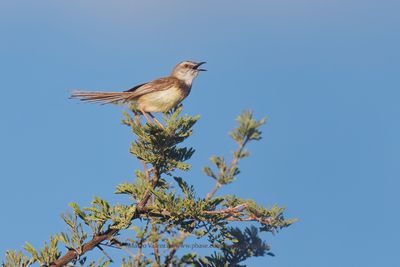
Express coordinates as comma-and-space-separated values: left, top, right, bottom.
70, 61, 206, 127
71, 78, 186, 108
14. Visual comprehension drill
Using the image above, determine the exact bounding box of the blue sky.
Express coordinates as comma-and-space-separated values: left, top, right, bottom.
1, 0, 399, 266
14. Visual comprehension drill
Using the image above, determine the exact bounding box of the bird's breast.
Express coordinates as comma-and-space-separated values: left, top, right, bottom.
138, 86, 190, 113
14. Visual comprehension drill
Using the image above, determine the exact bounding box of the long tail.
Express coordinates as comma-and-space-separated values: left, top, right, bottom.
70, 91, 134, 104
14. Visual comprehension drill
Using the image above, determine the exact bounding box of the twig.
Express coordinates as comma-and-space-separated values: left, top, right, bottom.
103, 240, 137, 258
96, 245, 113, 263
151, 224, 161, 265
135, 220, 151, 265
141, 161, 150, 181
134, 112, 141, 126
206, 182, 221, 200
164, 231, 190, 266
206, 138, 249, 200
203, 204, 247, 215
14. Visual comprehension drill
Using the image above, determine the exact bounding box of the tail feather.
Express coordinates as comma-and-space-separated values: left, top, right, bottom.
70, 91, 134, 104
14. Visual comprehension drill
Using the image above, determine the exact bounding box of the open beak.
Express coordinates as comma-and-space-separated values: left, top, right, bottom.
194, 61, 207, 71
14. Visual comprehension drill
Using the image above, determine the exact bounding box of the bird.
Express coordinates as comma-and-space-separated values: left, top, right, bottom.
70, 60, 206, 127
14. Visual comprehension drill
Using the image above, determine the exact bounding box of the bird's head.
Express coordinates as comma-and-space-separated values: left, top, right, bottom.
171, 61, 206, 85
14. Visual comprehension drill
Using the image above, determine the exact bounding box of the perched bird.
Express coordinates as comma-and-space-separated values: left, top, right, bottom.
70, 60, 206, 127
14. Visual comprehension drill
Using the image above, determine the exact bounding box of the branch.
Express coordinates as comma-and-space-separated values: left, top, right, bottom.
49, 168, 161, 267
203, 204, 247, 215
164, 231, 190, 266
206, 139, 248, 200
206, 182, 222, 201
49, 229, 118, 266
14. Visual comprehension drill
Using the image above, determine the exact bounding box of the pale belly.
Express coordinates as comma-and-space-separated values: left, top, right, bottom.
137, 87, 188, 113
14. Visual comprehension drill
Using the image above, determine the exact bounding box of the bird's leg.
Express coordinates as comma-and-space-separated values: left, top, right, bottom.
148, 112, 165, 129
140, 109, 154, 125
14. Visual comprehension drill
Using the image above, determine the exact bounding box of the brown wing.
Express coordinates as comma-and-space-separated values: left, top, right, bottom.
124, 82, 147, 92
123, 77, 180, 100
